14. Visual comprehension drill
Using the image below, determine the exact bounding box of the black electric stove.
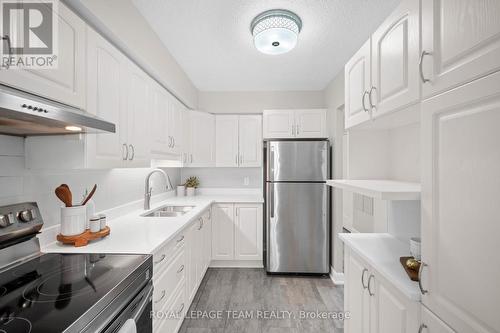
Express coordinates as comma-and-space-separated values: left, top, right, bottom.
0, 203, 153, 333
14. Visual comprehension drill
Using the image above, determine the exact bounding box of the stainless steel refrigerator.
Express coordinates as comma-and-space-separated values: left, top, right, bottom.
264, 140, 330, 274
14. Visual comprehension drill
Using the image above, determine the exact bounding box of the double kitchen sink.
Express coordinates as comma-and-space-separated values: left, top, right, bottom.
142, 205, 195, 217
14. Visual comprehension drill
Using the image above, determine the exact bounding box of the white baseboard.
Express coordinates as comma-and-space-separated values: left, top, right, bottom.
330, 266, 344, 285
209, 260, 263, 268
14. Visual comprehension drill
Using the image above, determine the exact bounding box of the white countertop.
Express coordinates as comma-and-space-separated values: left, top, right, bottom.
42, 193, 263, 255
339, 233, 421, 301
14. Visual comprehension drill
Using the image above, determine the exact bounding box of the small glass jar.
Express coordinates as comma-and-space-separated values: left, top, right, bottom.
89, 215, 100, 233
99, 214, 107, 230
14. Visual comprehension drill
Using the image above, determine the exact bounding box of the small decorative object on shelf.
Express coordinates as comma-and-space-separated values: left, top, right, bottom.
400, 256, 420, 281
184, 176, 200, 196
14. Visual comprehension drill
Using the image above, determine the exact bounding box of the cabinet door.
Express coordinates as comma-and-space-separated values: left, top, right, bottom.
234, 204, 263, 260
186, 222, 201, 302
371, 0, 420, 118
126, 63, 151, 167
371, 274, 420, 333
215, 115, 239, 167
85, 28, 125, 168
263, 110, 294, 138
344, 250, 370, 333
421, 0, 500, 98
150, 84, 170, 157
345, 40, 372, 129
421, 307, 454, 333
0, 3, 86, 108
421, 71, 500, 333
294, 109, 327, 138
211, 204, 234, 260
238, 115, 262, 167
169, 98, 183, 155
203, 209, 212, 270
181, 110, 191, 166
190, 111, 215, 167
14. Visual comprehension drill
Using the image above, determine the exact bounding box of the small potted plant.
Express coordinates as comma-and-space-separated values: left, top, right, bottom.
184, 176, 200, 196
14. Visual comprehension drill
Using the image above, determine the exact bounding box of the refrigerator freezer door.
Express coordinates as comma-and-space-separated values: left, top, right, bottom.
266, 182, 329, 273
266, 141, 328, 182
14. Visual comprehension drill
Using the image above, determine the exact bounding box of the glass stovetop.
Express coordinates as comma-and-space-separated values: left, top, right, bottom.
0, 253, 150, 333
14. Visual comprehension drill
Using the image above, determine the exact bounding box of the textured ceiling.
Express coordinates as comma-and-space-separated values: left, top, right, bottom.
132, 0, 400, 91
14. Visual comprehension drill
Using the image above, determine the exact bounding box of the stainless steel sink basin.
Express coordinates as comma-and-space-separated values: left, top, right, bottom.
142, 205, 195, 218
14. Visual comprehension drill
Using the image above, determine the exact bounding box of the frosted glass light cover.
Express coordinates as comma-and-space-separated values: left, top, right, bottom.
254, 27, 298, 55
251, 9, 302, 55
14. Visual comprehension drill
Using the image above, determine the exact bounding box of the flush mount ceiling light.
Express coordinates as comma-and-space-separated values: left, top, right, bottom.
251, 9, 302, 55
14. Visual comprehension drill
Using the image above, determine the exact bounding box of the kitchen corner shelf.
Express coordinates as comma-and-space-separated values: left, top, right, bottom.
326, 179, 421, 200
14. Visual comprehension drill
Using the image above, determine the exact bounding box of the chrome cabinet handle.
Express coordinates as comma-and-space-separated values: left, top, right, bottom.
176, 235, 184, 243
154, 254, 166, 265
122, 143, 129, 160
368, 86, 377, 109
177, 264, 185, 273
419, 51, 432, 83
361, 268, 368, 289
208, 209, 211, 220
1, 35, 11, 69
296, 124, 300, 136
128, 144, 135, 160
236, 154, 239, 165
154, 290, 166, 304
367, 274, 375, 296
168, 136, 172, 148
418, 262, 428, 295
198, 217, 203, 230
362, 91, 369, 112
418, 324, 428, 333
173, 137, 175, 148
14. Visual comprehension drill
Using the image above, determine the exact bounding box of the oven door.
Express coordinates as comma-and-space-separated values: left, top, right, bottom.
103, 282, 153, 333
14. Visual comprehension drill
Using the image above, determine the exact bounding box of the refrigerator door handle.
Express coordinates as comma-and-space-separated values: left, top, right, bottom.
269, 144, 275, 182
270, 184, 275, 218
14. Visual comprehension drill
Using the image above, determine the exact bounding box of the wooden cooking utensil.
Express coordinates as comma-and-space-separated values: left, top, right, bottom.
55, 184, 73, 207
81, 184, 97, 206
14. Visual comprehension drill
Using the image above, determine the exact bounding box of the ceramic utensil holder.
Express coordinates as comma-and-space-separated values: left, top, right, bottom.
177, 185, 186, 197
60, 205, 86, 236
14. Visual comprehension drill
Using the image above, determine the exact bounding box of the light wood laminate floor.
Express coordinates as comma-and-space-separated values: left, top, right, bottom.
179, 268, 344, 333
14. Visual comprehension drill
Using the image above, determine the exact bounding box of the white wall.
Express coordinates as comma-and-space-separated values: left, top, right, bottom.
65, 0, 198, 108
180, 168, 262, 189
198, 91, 326, 114
0, 135, 181, 229
324, 71, 346, 276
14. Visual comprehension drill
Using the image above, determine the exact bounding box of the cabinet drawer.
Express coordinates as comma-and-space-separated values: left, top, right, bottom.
153, 250, 185, 312
154, 283, 186, 333
153, 233, 185, 276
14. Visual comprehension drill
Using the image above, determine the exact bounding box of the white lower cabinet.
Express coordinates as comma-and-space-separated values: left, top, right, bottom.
344, 249, 420, 333
212, 203, 263, 263
420, 306, 455, 333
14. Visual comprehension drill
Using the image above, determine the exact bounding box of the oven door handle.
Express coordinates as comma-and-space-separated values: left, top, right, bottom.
132, 283, 154, 322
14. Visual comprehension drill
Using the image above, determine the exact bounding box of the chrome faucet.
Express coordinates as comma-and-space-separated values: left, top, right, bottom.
144, 169, 173, 210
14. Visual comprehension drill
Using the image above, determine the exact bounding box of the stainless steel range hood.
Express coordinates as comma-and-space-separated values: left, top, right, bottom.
0, 84, 115, 136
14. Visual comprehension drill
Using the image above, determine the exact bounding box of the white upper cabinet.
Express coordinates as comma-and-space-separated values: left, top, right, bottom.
150, 82, 170, 157
421, 0, 500, 98
215, 115, 239, 167
345, 0, 420, 129
294, 109, 327, 138
189, 111, 215, 167
216, 115, 262, 167
0, 2, 86, 109
345, 39, 372, 129
263, 109, 327, 139
263, 110, 295, 138
421, 71, 500, 333
371, 0, 420, 118
85, 27, 127, 168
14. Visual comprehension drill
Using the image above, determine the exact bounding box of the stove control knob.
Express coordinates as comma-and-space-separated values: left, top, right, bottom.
0, 214, 12, 228
18, 210, 33, 223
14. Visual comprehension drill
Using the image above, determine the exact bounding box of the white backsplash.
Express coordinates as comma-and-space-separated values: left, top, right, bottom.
180, 167, 262, 188
0, 135, 181, 228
